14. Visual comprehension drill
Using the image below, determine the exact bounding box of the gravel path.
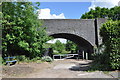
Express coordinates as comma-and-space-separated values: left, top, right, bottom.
2, 59, 114, 78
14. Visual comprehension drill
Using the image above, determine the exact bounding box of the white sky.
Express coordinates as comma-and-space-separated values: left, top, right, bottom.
88, 0, 120, 10
37, 8, 65, 19
46, 38, 67, 44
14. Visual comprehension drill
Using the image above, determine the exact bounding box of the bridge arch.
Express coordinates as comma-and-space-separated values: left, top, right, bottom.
49, 33, 94, 54
43, 19, 107, 59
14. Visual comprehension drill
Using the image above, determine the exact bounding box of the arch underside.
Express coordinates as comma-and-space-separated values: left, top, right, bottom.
50, 33, 94, 54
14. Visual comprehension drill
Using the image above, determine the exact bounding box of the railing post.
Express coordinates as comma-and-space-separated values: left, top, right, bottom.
86, 53, 88, 60
53, 55, 54, 60
83, 51, 84, 60
60, 55, 61, 59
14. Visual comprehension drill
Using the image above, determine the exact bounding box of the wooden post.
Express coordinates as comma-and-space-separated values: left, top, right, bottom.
60, 55, 61, 59
83, 51, 84, 60
53, 55, 54, 60
86, 53, 88, 60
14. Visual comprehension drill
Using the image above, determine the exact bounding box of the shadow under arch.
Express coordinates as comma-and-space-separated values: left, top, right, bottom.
50, 33, 94, 55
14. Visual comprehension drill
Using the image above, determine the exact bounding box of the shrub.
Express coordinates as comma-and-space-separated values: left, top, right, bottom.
99, 20, 120, 70
41, 56, 53, 62
91, 21, 120, 70
30, 57, 41, 62
16, 55, 42, 62
36, 60, 42, 63
16, 55, 29, 62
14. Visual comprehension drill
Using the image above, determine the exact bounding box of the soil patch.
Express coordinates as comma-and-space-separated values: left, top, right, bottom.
2, 59, 114, 78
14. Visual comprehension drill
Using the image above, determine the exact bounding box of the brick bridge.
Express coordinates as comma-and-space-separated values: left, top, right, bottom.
42, 18, 107, 59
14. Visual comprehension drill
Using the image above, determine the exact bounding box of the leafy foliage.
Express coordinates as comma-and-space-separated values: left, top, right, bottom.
41, 56, 53, 62
100, 20, 120, 70
16, 55, 29, 62
66, 40, 78, 53
43, 40, 79, 54
91, 21, 120, 70
81, 6, 120, 70
2, 2, 50, 59
81, 6, 120, 20
52, 40, 65, 53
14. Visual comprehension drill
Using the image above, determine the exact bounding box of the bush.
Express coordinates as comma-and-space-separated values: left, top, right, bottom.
30, 57, 41, 62
16, 55, 42, 62
91, 21, 120, 70
92, 52, 111, 70
16, 55, 29, 62
36, 60, 42, 63
41, 56, 53, 62
99, 20, 120, 70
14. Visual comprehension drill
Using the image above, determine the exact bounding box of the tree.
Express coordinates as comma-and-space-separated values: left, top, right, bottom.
2, 2, 50, 58
109, 6, 120, 20
81, 6, 120, 20
100, 20, 120, 70
65, 40, 78, 53
54, 40, 65, 53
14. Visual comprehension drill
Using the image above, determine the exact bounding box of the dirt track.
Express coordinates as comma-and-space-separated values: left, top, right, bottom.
2, 59, 114, 78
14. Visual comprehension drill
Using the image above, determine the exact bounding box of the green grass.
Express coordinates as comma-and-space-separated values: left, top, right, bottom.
85, 70, 98, 72
36, 60, 43, 63
103, 71, 110, 74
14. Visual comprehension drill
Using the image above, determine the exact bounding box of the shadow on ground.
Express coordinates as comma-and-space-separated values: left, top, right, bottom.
69, 62, 92, 71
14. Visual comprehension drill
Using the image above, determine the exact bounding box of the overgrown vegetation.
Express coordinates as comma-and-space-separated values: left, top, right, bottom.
41, 56, 53, 62
81, 6, 120, 70
89, 20, 120, 71
2, 2, 50, 60
100, 20, 120, 70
